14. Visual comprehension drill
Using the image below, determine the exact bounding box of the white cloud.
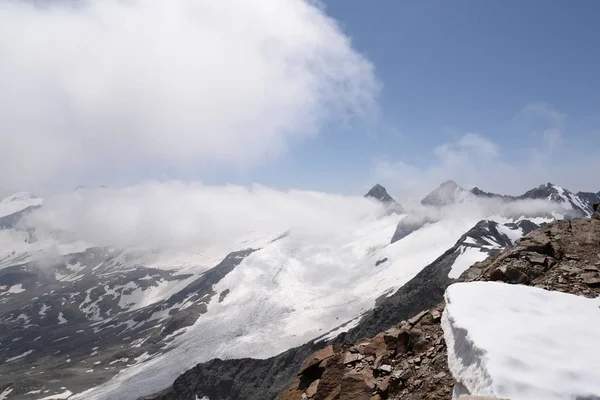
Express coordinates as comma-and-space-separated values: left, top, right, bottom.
519, 102, 567, 126
375, 131, 600, 201
0, 0, 378, 192
24, 181, 385, 250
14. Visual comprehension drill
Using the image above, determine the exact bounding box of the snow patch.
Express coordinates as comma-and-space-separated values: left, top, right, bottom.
442, 282, 600, 400
6, 284, 25, 294
447, 246, 488, 279
5, 349, 34, 362
0, 387, 13, 400
36, 390, 73, 399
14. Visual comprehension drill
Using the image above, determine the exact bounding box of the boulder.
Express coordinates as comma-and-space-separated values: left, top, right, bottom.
305, 379, 319, 398
339, 372, 373, 400
408, 310, 428, 326
299, 345, 334, 375
343, 352, 364, 364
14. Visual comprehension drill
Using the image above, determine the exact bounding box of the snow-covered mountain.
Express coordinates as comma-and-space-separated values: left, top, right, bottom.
421, 181, 598, 218
0, 182, 597, 400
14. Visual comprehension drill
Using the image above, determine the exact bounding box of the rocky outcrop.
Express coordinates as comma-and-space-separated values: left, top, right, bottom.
280, 306, 453, 400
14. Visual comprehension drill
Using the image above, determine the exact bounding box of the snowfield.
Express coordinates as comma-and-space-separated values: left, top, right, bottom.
442, 282, 600, 400
0, 191, 43, 218
74, 214, 483, 400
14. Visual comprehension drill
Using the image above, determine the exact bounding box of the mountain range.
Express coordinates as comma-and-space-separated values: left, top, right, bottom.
0, 181, 598, 400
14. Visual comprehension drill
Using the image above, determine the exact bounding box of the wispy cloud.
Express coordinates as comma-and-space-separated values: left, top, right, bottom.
374, 104, 600, 200
0, 0, 379, 193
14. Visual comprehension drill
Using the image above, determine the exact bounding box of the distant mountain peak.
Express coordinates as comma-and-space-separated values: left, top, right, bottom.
365, 184, 394, 203
0, 191, 44, 219
421, 180, 468, 207
364, 184, 404, 214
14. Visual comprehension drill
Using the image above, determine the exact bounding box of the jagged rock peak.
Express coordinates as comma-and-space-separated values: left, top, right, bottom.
364, 183, 394, 203
365, 184, 405, 214
421, 180, 468, 207
469, 186, 512, 200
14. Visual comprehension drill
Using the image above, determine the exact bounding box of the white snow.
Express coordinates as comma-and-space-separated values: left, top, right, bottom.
5, 349, 34, 362
447, 246, 488, 279
0, 191, 43, 218
39, 303, 51, 316
57, 312, 67, 324
317, 316, 362, 343
442, 282, 600, 400
0, 387, 13, 400
496, 224, 522, 244
6, 283, 25, 294
36, 390, 73, 400
74, 214, 484, 400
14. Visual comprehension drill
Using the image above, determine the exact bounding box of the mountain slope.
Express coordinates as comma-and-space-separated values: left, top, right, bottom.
139, 217, 539, 400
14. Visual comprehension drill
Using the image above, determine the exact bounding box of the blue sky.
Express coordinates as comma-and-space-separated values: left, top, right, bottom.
1, 0, 599, 198
224, 0, 600, 196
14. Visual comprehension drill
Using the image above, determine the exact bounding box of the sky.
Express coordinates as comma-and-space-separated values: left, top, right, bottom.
1, 0, 599, 200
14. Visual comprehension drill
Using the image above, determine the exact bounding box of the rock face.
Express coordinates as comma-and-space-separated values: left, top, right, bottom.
280, 306, 453, 400
364, 184, 404, 214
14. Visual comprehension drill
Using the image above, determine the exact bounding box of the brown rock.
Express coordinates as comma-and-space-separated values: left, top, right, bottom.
373, 355, 384, 370
518, 230, 553, 255
504, 266, 530, 284
360, 334, 389, 358
489, 267, 506, 281
306, 379, 319, 398
377, 376, 391, 393
339, 372, 372, 400
430, 309, 441, 322
526, 253, 547, 266
343, 352, 364, 364
408, 310, 428, 326
379, 364, 392, 373
322, 385, 340, 400
582, 275, 600, 287
299, 345, 335, 375
409, 329, 429, 353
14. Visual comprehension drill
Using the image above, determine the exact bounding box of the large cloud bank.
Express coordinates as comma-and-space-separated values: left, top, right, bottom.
0, 0, 378, 192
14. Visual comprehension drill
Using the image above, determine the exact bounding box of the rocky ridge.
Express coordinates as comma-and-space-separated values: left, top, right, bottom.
279, 206, 600, 400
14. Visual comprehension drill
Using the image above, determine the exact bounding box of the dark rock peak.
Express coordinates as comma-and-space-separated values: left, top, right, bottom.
518, 182, 561, 199
364, 184, 394, 204
470, 187, 514, 200
365, 184, 404, 214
